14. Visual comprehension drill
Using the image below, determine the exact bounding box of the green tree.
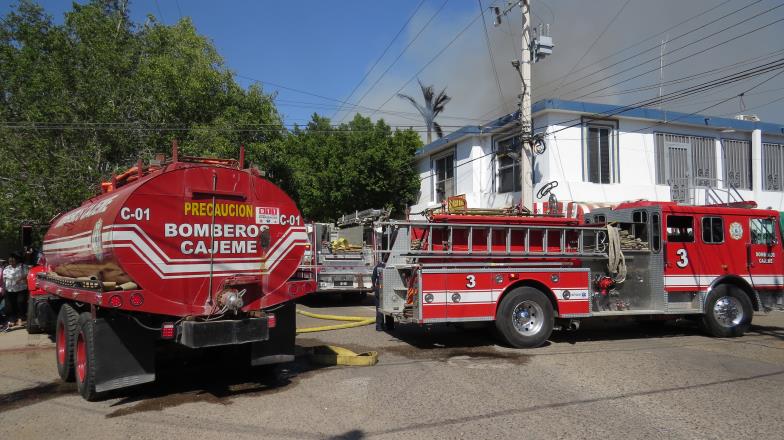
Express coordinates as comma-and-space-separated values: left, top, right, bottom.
0, 0, 283, 242
285, 114, 421, 221
0, 0, 422, 248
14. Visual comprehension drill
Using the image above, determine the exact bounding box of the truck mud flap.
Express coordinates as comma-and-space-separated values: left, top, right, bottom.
251, 301, 296, 366
94, 316, 156, 393
180, 318, 269, 349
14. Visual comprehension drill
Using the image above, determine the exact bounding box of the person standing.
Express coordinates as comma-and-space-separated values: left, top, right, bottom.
1, 253, 28, 329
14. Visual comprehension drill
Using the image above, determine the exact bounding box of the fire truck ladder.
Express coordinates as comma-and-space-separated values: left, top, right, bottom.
379, 221, 608, 266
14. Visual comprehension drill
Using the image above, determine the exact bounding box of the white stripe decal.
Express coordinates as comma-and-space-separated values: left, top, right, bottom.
664, 275, 784, 287
45, 226, 307, 279
43, 224, 307, 264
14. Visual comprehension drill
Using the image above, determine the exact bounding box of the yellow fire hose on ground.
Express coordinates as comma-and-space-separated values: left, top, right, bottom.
296, 309, 379, 366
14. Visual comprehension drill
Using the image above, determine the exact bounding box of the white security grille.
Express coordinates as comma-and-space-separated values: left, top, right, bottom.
722, 139, 751, 190
655, 133, 717, 187
763, 142, 784, 191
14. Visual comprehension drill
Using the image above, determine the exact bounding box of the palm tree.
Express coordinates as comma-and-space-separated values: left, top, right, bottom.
397, 79, 451, 144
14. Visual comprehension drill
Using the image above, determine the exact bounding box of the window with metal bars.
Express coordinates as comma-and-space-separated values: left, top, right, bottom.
654, 133, 717, 188
763, 142, 784, 191
432, 152, 454, 203
721, 139, 751, 190
583, 121, 617, 184
495, 135, 522, 193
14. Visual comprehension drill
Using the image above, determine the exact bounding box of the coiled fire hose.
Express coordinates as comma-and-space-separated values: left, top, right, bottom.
296, 309, 378, 366
606, 224, 627, 284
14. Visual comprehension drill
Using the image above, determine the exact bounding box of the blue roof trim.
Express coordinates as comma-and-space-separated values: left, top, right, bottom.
415, 111, 520, 156
533, 99, 784, 135
417, 99, 784, 157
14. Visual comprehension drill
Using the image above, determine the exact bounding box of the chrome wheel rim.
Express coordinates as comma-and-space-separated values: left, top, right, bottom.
512, 300, 544, 335
713, 296, 743, 328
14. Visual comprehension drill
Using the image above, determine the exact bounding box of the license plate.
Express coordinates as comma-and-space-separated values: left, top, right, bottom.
334, 281, 352, 287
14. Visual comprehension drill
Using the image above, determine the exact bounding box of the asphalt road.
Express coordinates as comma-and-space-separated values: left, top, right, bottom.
1, 293, 783, 439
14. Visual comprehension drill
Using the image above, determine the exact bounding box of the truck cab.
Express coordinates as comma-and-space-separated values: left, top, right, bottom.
587, 201, 784, 318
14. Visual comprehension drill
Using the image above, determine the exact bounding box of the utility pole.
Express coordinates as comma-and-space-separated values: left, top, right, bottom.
520, 0, 533, 211
494, 0, 552, 212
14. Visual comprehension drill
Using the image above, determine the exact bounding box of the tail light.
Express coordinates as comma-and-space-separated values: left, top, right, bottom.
161, 323, 176, 339
129, 292, 144, 307
108, 295, 123, 308
267, 313, 276, 329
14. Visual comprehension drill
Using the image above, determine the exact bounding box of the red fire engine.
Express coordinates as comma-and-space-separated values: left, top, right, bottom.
377, 198, 782, 348
28, 145, 314, 400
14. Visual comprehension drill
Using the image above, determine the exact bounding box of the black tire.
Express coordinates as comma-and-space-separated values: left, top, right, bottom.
55, 304, 79, 382
495, 287, 554, 348
75, 312, 100, 401
26, 298, 45, 334
702, 284, 752, 338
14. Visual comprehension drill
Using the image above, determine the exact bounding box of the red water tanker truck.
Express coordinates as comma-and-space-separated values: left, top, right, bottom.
28, 147, 314, 400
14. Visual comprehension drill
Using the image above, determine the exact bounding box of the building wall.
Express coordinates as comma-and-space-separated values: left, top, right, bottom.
412, 109, 784, 216
412, 135, 521, 216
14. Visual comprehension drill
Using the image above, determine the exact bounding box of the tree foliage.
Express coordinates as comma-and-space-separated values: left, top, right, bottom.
397, 79, 451, 144
0, 0, 421, 247
284, 114, 421, 221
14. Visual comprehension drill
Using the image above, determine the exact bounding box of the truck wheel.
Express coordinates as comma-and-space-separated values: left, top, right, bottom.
75, 313, 100, 401
495, 287, 554, 348
702, 284, 752, 338
26, 298, 44, 334
56, 304, 79, 382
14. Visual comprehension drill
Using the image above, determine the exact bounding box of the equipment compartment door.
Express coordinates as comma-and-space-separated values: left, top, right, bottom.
420, 271, 447, 321
748, 217, 784, 290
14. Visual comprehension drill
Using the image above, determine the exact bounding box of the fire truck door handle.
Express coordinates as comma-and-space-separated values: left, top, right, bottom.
746, 243, 753, 268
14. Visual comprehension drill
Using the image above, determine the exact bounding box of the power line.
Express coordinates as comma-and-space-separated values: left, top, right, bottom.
547, 0, 766, 98
369, 0, 502, 118
330, 0, 427, 121
533, 58, 784, 137
586, 47, 784, 99
344, 0, 452, 122
550, 0, 633, 98
479, 0, 507, 113
0, 121, 475, 134
660, 85, 784, 111
535, 0, 738, 97
570, 13, 784, 101
275, 98, 491, 123
718, 92, 784, 118
153, 0, 165, 23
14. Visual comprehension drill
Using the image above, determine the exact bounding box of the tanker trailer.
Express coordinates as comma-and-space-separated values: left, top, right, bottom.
32, 147, 314, 400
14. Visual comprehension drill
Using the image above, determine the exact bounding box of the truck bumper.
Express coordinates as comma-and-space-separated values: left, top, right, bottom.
179, 318, 269, 349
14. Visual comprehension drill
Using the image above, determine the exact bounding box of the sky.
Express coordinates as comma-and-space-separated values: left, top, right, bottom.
2, 0, 784, 140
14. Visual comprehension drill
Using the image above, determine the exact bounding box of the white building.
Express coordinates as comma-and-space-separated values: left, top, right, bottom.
411, 99, 784, 216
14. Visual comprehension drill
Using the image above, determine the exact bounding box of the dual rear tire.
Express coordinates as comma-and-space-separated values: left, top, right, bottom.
55, 305, 99, 400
